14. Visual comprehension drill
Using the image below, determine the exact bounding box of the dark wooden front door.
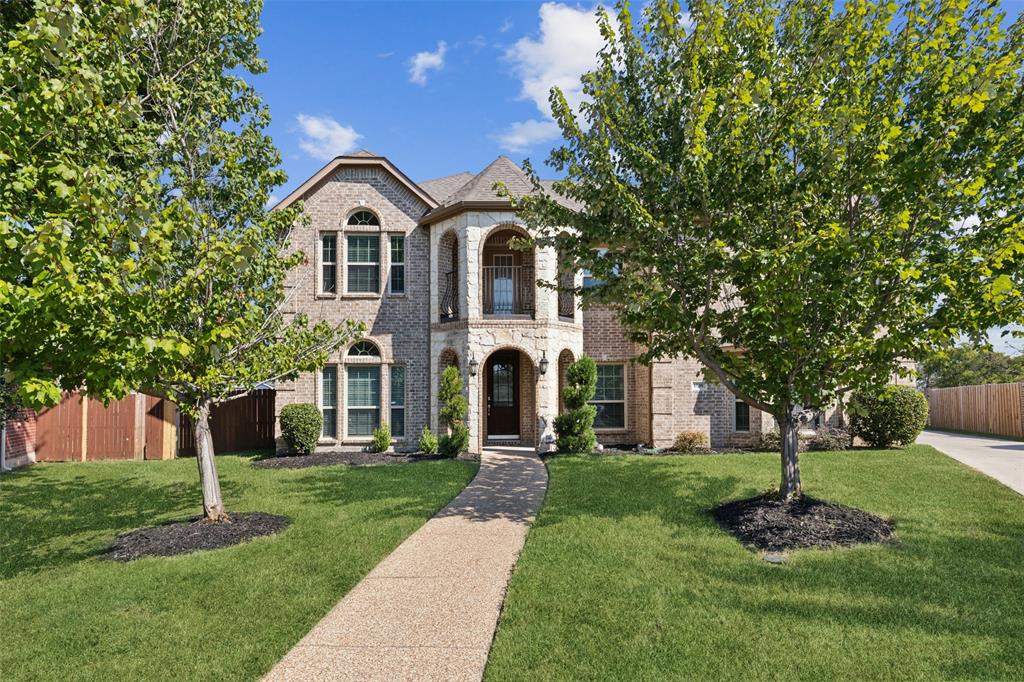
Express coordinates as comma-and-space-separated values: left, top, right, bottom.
486, 351, 519, 439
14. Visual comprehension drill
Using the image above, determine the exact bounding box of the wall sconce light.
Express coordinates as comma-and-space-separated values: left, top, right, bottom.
468, 355, 479, 377
538, 350, 549, 376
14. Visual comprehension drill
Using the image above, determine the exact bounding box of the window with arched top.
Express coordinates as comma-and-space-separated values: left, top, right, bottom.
347, 210, 380, 226
348, 340, 380, 357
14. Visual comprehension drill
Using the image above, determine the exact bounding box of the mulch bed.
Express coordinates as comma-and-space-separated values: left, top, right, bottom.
711, 493, 894, 552
105, 512, 291, 562
251, 451, 478, 470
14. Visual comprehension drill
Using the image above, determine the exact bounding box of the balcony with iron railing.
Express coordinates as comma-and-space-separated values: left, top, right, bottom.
482, 265, 534, 317
440, 270, 459, 321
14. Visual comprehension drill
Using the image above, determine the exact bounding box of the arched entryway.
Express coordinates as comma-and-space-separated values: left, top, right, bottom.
482, 347, 537, 445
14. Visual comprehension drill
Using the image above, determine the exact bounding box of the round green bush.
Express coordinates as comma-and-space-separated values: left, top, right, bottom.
850, 384, 929, 448
439, 422, 469, 458
279, 403, 322, 455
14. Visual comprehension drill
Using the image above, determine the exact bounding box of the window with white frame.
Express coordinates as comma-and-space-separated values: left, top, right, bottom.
390, 365, 405, 438
389, 235, 405, 294
347, 366, 380, 436
590, 364, 626, 429
734, 398, 750, 432
347, 235, 380, 293
321, 366, 338, 438
321, 234, 337, 294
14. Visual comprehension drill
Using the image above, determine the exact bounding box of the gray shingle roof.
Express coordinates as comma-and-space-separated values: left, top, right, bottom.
417, 156, 580, 217
418, 171, 475, 203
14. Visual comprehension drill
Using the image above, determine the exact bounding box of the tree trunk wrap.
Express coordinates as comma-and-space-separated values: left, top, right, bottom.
780, 410, 802, 500
194, 402, 226, 521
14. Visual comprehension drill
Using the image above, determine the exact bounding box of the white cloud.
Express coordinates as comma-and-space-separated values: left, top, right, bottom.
295, 114, 361, 161
499, 18, 513, 33
265, 194, 280, 209
506, 3, 604, 118
494, 119, 562, 154
496, 3, 604, 152
409, 41, 447, 85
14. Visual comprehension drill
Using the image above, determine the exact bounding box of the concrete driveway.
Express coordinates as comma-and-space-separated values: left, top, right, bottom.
917, 430, 1024, 495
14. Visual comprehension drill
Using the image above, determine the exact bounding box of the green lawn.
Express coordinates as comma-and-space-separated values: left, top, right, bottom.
486, 446, 1024, 681
0, 455, 475, 681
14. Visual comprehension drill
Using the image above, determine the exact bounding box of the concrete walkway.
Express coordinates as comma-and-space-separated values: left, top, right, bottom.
917, 430, 1024, 495
263, 446, 547, 682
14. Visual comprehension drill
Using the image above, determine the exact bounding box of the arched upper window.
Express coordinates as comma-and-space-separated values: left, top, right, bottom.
348, 210, 380, 226
348, 340, 380, 357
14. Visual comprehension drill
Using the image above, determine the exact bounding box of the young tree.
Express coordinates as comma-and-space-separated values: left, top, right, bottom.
129, 0, 360, 521
1, 1, 177, 406
438, 366, 469, 457
519, 0, 1024, 499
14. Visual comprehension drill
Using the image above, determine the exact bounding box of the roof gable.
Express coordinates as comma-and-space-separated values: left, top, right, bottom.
272, 151, 437, 212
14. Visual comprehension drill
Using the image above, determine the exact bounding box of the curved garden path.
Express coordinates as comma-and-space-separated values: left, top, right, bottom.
263, 446, 547, 681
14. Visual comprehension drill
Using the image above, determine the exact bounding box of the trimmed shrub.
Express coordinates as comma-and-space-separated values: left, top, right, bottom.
757, 429, 782, 452
372, 423, 391, 453
418, 427, 439, 455
807, 427, 851, 451
438, 366, 469, 457
850, 384, 929, 448
279, 403, 322, 455
672, 430, 709, 453
554, 355, 598, 453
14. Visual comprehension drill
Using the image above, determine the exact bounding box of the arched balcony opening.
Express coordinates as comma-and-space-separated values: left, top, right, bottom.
557, 235, 575, 320
481, 227, 535, 318
439, 230, 459, 321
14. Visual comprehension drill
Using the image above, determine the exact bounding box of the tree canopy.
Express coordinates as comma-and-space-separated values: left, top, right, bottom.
519, 0, 1024, 498
920, 343, 1024, 387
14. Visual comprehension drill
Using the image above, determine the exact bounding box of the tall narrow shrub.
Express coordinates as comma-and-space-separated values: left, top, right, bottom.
438, 366, 469, 457
554, 355, 597, 453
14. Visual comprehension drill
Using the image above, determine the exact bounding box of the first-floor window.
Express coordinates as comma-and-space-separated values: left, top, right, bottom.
734, 399, 750, 432
321, 366, 338, 438
390, 365, 405, 438
347, 365, 380, 436
590, 364, 626, 429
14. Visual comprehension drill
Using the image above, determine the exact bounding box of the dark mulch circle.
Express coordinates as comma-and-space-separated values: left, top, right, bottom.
105, 512, 291, 562
711, 493, 894, 552
251, 451, 477, 470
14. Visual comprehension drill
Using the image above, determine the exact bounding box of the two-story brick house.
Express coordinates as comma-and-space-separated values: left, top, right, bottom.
273, 151, 776, 453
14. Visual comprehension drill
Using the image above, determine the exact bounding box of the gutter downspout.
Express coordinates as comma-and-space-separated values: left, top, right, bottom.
1, 418, 8, 472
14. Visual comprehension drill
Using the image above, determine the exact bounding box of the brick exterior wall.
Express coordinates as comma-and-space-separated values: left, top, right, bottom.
275, 165, 432, 450
3, 409, 36, 468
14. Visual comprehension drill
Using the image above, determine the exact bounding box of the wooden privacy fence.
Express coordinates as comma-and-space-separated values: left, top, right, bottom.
926, 382, 1024, 438
177, 390, 276, 457
35, 393, 177, 462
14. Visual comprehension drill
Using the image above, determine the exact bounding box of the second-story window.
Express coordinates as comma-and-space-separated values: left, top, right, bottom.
389, 235, 405, 294
347, 235, 380, 293
321, 235, 337, 294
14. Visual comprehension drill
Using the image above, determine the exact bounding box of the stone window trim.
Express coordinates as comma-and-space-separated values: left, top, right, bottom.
316, 340, 408, 445
590, 362, 628, 433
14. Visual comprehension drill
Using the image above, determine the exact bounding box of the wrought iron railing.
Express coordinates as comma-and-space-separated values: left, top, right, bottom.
557, 269, 575, 319
482, 265, 534, 316
440, 270, 458, 321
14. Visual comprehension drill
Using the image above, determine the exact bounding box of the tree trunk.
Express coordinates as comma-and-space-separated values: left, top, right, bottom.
194, 401, 227, 521
779, 410, 802, 500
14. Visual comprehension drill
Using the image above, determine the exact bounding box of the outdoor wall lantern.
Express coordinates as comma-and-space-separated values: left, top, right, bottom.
468, 355, 479, 377
538, 350, 549, 376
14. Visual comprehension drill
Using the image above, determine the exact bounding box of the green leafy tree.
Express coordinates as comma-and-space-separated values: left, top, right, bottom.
518, 0, 1024, 499
0, 1, 185, 406
127, 0, 360, 520
554, 355, 598, 453
919, 343, 1024, 388
438, 365, 469, 457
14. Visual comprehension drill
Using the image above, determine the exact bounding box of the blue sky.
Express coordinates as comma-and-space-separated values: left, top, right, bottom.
257, 1, 604, 198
